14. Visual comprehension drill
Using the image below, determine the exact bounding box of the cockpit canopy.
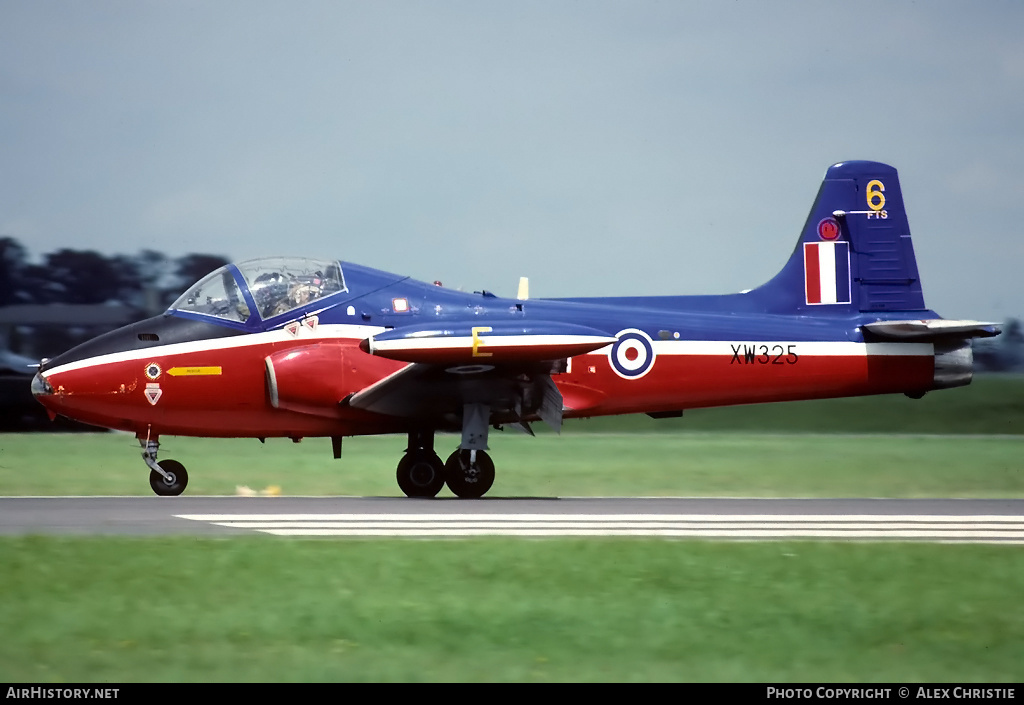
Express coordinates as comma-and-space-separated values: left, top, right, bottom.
169, 257, 347, 325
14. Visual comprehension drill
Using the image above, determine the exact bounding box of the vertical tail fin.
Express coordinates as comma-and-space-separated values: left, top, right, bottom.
752, 161, 926, 314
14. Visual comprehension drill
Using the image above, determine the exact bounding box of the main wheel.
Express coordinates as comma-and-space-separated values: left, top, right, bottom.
149, 459, 188, 496
444, 449, 495, 499
396, 451, 445, 498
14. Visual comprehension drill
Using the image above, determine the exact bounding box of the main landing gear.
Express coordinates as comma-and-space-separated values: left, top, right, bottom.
397, 418, 496, 499
396, 431, 446, 498
443, 448, 495, 499
140, 436, 188, 496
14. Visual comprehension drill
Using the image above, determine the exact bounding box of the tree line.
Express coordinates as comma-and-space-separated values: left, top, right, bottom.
0, 236, 229, 314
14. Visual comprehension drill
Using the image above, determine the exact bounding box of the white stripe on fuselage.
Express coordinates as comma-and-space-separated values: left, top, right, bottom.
43, 326, 933, 378
590, 341, 932, 357
42, 323, 386, 377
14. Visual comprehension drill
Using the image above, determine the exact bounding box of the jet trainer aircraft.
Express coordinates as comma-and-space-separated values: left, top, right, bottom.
32, 161, 998, 498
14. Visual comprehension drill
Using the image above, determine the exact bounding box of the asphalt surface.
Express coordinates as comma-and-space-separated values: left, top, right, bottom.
1, 496, 1023, 542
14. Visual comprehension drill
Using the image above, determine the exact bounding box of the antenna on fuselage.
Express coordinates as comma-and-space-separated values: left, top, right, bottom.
517, 277, 529, 300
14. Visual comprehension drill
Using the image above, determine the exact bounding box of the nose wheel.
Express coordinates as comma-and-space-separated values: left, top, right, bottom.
140, 436, 189, 496
149, 460, 189, 496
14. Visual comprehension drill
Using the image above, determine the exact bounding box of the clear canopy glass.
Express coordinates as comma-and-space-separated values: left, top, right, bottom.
170, 267, 252, 323
238, 257, 346, 320
169, 257, 346, 323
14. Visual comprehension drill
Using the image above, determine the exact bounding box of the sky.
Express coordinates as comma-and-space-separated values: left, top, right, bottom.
2, 1, 1023, 321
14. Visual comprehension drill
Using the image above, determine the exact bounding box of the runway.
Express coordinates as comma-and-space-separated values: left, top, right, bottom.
2, 496, 1023, 543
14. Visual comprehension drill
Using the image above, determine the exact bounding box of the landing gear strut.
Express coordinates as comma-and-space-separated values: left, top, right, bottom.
444, 402, 495, 498
140, 436, 189, 496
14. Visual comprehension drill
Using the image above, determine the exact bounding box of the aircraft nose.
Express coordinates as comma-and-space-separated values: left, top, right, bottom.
31, 371, 54, 397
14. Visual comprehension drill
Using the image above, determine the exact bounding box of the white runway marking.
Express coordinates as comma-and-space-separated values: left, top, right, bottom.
175, 513, 1024, 543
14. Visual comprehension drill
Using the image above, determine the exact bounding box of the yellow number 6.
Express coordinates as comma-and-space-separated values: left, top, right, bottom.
866, 180, 886, 211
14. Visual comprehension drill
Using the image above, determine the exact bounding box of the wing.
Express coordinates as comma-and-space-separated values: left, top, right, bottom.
346, 319, 615, 432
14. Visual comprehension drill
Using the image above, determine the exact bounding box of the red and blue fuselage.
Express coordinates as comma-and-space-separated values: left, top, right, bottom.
32, 260, 949, 440
31, 161, 990, 444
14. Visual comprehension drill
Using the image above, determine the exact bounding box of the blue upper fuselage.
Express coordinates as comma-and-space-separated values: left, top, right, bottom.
166, 256, 939, 345
39, 254, 940, 376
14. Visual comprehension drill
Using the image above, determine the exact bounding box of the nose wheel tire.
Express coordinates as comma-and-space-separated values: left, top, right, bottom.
149, 459, 188, 496
396, 451, 446, 498
444, 449, 495, 499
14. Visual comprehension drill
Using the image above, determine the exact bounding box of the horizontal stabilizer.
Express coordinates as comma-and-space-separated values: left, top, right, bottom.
862, 319, 1001, 341
359, 320, 615, 364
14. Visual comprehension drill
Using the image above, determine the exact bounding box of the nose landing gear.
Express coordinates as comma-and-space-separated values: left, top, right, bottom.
140, 437, 189, 496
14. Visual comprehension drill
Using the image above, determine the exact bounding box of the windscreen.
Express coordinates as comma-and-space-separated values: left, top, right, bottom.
169, 266, 251, 323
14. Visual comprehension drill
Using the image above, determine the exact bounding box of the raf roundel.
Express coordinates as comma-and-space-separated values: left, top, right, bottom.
817, 217, 841, 241
609, 328, 656, 379
144, 362, 161, 380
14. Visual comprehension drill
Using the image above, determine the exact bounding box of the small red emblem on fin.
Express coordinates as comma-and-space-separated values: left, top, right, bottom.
817, 217, 841, 241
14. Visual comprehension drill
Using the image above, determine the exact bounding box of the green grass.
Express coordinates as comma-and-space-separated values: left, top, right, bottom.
1, 431, 1022, 498
4, 375, 1023, 497
562, 374, 1024, 435
1, 538, 1021, 683
3, 378, 1023, 683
